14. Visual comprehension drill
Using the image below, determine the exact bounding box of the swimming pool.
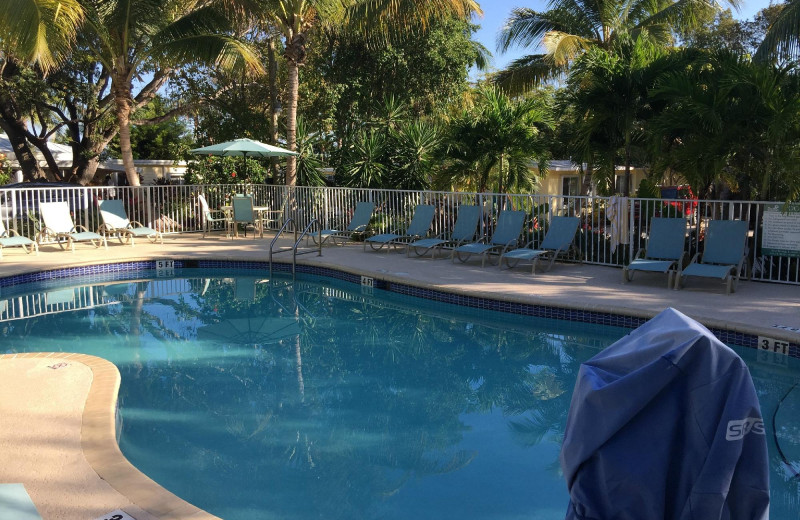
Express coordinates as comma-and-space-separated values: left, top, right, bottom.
2, 268, 799, 519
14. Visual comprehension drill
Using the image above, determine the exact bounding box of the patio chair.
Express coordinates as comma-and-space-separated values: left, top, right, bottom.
197, 194, 230, 238
364, 204, 435, 252
314, 201, 374, 246
675, 219, 749, 295
622, 217, 687, 288
98, 199, 162, 246
36, 201, 107, 252
452, 210, 526, 267
0, 218, 38, 259
231, 195, 257, 238
500, 216, 580, 274
406, 205, 481, 259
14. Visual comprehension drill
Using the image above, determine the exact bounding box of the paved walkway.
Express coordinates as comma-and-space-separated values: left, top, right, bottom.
0, 233, 798, 520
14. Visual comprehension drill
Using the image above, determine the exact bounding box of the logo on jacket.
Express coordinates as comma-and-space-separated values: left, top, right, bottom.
726, 417, 765, 441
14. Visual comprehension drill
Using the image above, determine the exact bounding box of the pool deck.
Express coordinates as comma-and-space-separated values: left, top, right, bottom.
0, 233, 798, 520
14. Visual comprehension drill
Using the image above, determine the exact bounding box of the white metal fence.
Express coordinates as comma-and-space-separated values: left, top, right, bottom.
1, 183, 797, 285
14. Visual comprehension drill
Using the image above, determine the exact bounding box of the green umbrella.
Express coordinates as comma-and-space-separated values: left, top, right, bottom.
190, 138, 297, 180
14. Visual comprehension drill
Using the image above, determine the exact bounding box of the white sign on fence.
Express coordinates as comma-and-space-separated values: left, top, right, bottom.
762, 203, 800, 257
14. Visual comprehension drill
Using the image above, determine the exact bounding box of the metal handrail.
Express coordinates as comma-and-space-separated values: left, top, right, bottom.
268, 217, 322, 278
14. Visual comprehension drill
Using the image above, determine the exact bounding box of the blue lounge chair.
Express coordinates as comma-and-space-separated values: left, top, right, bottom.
98, 199, 162, 246
316, 201, 374, 246
407, 205, 481, 259
452, 210, 526, 267
37, 202, 107, 252
500, 216, 580, 274
622, 217, 686, 288
0, 218, 38, 259
675, 219, 748, 294
197, 193, 230, 238
364, 204, 435, 252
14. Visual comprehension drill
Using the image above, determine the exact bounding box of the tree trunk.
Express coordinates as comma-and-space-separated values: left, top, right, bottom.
111, 72, 140, 187
285, 60, 299, 186
73, 154, 103, 186
284, 33, 307, 187
28, 136, 64, 182
268, 37, 280, 182
0, 119, 48, 181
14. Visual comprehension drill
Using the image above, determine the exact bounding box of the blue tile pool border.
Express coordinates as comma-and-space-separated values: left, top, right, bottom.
1, 259, 798, 359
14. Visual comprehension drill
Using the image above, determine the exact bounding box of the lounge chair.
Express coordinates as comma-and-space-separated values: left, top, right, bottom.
500, 216, 580, 274
675, 219, 748, 295
0, 218, 38, 259
98, 199, 162, 246
364, 204, 435, 252
231, 195, 257, 238
622, 217, 687, 288
407, 205, 481, 259
197, 194, 230, 238
37, 201, 107, 252
452, 210, 526, 266
315, 201, 374, 246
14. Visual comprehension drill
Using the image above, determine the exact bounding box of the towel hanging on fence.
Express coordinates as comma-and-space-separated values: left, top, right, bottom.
607, 196, 630, 255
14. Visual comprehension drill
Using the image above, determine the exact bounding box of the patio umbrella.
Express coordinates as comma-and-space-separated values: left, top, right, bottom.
190, 138, 297, 180
198, 316, 301, 347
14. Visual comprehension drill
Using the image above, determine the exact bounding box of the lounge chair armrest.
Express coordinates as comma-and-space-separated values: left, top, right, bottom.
633, 248, 646, 260
74, 225, 90, 233
130, 220, 148, 228
4, 229, 21, 238
687, 252, 701, 265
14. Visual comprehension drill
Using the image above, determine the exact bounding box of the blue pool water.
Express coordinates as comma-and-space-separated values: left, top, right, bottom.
1, 269, 800, 519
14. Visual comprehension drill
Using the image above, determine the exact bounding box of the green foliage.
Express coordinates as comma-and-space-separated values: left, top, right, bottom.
108, 96, 194, 160
295, 118, 327, 187
302, 16, 482, 140
184, 156, 271, 185
335, 98, 442, 189
437, 85, 552, 194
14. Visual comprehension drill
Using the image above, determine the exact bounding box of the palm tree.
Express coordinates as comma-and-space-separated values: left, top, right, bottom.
439, 86, 553, 197
756, 0, 800, 62
80, 0, 263, 186
494, 0, 732, 93
0, 0, 84, 72
245, 0, 481, 186
565, 33, 663, 195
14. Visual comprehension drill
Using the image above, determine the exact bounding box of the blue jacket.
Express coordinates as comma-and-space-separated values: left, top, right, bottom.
560, 308, 769, 520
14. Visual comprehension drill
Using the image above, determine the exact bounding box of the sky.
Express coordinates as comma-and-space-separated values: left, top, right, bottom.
471, 0, 778, 76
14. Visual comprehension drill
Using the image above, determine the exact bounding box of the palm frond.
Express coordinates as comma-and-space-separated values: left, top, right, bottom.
492, 54, 567, 95
0, 0, 84, 71
756, 0, 800, 61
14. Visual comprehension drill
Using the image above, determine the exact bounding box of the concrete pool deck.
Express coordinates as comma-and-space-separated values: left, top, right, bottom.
0, 233, 798, 519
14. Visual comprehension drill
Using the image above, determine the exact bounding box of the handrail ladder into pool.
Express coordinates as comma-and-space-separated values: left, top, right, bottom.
269, 218, 322, 278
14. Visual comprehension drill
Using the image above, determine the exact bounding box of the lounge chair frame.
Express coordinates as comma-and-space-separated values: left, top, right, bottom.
406, 205, 481, 259
500, 216, 580, 274
452, 210, 526, 267
364, 204, 435, 252
36, 201, 107, 252
674, 219, 748, 295
314, 201, 375, 246
98, 199, 162, 246
0, 218, 38, 258
622, 217, 687, 288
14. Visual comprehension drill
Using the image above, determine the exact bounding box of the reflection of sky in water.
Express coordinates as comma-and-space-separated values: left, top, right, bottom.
1, 269, 799, 520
